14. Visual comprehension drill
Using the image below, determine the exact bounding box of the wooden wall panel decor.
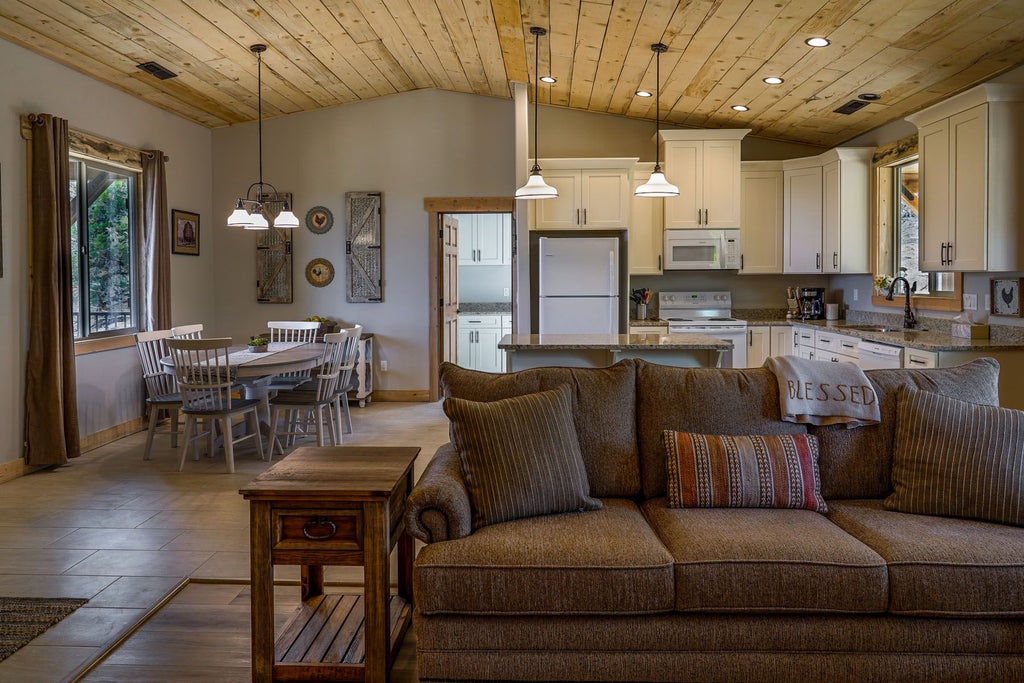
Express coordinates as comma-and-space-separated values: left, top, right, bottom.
346, 192, 382, 303
256, 192, 293, 303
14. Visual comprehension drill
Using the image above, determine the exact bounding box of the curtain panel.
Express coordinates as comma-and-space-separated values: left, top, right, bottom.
24, 113, 80, 466
141, 151, 171, 331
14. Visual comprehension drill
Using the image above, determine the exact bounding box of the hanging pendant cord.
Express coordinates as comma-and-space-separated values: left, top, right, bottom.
257, 48, 263, 194
653, 43, 667, 172
529, 26, 546, 174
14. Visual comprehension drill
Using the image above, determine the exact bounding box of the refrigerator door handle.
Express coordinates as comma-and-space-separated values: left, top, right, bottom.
608, 250, 616, 293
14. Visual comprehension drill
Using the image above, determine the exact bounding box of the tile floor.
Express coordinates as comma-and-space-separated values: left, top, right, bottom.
0, 400, 448, 682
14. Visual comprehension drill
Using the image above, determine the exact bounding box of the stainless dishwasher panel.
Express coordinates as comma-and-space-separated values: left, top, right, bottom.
857, 340, 903, 369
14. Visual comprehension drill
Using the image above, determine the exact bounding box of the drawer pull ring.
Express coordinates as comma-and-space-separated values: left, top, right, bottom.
302, 516, 337, 540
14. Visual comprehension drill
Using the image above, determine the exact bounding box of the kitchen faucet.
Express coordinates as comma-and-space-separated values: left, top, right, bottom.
885, 277, 917, 329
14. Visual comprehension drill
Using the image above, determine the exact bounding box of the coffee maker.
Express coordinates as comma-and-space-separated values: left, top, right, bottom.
799, 287, 825, 320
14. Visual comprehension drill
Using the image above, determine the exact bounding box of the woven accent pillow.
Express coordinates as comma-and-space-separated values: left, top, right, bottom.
664, 431, 827, 512
885, 387, 1024, 526
444, 384, 602, 530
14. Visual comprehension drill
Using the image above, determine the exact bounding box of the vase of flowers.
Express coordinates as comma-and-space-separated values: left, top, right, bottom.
872, 274, 894, 297
247, 335, 269, 353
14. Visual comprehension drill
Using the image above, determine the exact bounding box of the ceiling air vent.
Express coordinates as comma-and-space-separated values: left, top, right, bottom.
136, 61, 178, 80
834, 99, 869, 115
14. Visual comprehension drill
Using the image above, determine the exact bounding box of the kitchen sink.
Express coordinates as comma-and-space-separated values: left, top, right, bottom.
841, 325, 899, 332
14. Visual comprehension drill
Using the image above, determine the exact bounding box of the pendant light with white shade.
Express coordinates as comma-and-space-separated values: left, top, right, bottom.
516, 26, 558, 200
635, 43, 679, 198
227, 44, 300, 229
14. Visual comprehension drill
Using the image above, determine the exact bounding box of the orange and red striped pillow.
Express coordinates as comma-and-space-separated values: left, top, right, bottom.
664, 432, 827, 512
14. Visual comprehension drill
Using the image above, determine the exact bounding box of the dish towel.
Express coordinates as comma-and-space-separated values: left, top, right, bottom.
764, 356, 881, 429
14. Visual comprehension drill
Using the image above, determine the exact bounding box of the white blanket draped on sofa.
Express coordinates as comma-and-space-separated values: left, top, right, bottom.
765, 356, 881, 428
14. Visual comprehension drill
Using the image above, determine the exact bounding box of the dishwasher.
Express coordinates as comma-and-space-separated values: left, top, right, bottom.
857, 340, 903, 369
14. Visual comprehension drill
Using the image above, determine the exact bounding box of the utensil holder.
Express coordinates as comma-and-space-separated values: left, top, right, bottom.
637, 303, 647, 320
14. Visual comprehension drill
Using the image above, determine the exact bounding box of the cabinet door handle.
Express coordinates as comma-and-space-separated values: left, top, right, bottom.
697, 208, 702, 224
947, 241, 953, 265
748, 330, 752, 346
740, 254, 744, 271
302, 516, 338, 541
576, 208, 580, 225
816, 253, 821, 270
704, 209, 709, 224
833, 252, 838, 268
658, 254, 662, 271
583, 208, 587, 224
908, 358, 926, 366
940, 243, 946, 265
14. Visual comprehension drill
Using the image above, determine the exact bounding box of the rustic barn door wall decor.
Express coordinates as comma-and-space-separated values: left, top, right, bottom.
256, 192, 293, 303
346, 191, 382, 303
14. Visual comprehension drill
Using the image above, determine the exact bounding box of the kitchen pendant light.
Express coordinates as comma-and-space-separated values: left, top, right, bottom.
635, 43, 679, 198
516, 26, 558, 200
228, 44, 300, 229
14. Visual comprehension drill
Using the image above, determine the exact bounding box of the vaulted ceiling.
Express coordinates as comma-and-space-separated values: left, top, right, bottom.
3, 1, 1023, 147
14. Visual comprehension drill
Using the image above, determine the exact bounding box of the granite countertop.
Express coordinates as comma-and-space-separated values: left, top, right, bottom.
629, 317, 669, 327
787, 319, 1024, 352
498, 333, 732, 351
459, 302, 512, 314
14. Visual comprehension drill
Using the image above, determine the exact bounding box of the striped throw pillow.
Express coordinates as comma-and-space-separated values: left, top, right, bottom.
664, 432, 827, 512
886, 387, 1024, 526
444, 385, 602, 530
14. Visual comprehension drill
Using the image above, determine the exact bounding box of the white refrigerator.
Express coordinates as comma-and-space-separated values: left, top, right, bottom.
537, 236, 620, 334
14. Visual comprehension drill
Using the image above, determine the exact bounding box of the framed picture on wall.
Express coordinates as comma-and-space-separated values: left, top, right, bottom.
990, 277, 1023, 317
171, 209, 200, 256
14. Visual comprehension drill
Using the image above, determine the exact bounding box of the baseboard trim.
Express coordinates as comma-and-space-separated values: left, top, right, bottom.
80, 417, 147, 453
372, 389, 431, 402
0, 458, 37, 485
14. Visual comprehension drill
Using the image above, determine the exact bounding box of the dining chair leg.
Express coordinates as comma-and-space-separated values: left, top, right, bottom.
178, 415, 195, 471
325, 405, 338, 446
314, 407, 325, 447
341, 393, 353, 434
222, 415, 235, 474
169, 407, 180, 448
332, 397, 344, 443
207, 418, 216, 459
144, 407, 160, 460
267, 406, 281, 463
250, 408, 265, 462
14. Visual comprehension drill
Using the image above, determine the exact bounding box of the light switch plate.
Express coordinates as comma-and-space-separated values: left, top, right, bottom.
380, 360, 388, 371
963, 293, 977, 310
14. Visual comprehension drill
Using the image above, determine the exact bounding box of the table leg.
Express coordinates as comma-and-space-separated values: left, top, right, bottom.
249, 502, 274, 683
363, 501, 390, 683
241, 377, 274, 429
301, 565, 324, 602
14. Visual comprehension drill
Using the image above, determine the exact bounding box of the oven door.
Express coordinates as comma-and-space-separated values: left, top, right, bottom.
663, 230, 724, 270
670, 325, 748, 368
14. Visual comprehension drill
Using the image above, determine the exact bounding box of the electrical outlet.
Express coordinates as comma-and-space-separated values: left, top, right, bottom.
380, 360, 388, 372
963, 293, 977, 310
503, 287, 510, 297
853, 289, 859, 302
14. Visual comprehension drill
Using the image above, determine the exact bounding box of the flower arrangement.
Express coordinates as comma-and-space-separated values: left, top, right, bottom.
872, 274, 894, 295
248, 335, 269, 352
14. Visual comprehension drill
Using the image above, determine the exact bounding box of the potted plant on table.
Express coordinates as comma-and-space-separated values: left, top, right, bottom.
248, 335, 269, 353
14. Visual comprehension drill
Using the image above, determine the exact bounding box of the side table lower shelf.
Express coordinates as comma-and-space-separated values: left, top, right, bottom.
273, 593, 412, 681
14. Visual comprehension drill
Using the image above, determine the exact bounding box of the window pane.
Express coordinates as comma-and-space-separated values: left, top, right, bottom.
85, 166, 133, 334
894, 161, 930, 294
69, 160, 82, 338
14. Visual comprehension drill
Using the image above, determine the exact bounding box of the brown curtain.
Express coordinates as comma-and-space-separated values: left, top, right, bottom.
140, 151, 171, 331
25, 113, 80, 465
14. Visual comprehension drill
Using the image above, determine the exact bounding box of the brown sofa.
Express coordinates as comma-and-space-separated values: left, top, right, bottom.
406, 358, 1024, 682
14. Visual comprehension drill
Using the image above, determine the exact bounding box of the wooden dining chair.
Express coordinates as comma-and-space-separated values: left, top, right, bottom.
166, 337, 264, 473
267, 330, 349, 458
134, 329, 182, 461
332, 325, 363, 436
170, 323, 204, 339
267, 320, 321, 391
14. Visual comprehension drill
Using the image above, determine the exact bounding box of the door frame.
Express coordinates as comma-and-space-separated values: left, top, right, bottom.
424, 197, 515, 402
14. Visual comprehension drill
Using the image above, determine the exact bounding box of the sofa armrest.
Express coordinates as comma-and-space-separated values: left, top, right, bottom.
405, 443, 472, 543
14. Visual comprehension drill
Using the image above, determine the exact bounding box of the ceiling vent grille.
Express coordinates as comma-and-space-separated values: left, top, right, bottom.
834, 99, 869, 115
136, 61, 178, 80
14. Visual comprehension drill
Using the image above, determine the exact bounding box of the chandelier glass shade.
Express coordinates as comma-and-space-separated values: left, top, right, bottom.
515, 26, 558, 200
227, 44, 299, 229
635, 42, 680, 198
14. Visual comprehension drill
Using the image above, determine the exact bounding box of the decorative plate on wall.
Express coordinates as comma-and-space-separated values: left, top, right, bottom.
305, 206, 334, 234
305, 257, 335, 287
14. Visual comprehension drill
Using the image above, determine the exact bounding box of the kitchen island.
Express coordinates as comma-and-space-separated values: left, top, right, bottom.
498, 333, 731, 371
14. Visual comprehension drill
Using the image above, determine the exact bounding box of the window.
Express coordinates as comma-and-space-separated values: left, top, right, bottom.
891, 159, 955, 296
69, 157, 139, 339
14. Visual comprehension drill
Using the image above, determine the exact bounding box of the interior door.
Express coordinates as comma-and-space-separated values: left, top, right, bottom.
441, 215, 459, 367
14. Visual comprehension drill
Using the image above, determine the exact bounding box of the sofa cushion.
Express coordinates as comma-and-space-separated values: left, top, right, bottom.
812, 358, 1000, 500
642, 497, 888, 613
444, 385, 601, 530
440, 360, 640, 497
414, 498, 675, 616
636, 362, 806, 499
827, 499, 1024, 616
886, 387, 1024, 527
665, 432, 827, 512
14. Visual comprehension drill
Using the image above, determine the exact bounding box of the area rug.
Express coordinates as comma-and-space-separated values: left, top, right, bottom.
0, 597, 88, 662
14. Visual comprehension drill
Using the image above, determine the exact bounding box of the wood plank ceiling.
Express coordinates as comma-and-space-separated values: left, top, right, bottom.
2, 1, 1023, 147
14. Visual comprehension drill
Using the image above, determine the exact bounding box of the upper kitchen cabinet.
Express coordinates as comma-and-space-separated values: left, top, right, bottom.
458, 213, 510, 266
629, 162, 664, 275
660, 129, 749, 230
783, 148, 872, 274
906, 84, 1024, 272
530, 158, 635, 230
739, 161, 784, 274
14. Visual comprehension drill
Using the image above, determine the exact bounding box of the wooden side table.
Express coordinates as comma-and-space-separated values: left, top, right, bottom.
240, 445, 420, 682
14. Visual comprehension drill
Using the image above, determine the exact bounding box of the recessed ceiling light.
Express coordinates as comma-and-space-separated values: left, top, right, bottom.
635, 90, 653, 98
540, 75, 557, 84
858, 93, 881, 101
763, 76, 784, 85
805, 37, 831, 47
731, 104, 750, 112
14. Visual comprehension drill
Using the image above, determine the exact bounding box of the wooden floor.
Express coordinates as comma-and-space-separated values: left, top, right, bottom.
0, 400, 448, 682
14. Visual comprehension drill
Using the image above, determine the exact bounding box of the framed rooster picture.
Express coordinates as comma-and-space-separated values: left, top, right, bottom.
990, 278, 1023, 317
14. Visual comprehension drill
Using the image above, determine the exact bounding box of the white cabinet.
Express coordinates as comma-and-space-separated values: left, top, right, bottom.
793, 327, 815, 360
740, 162, 784, 274
530, 158, 634, 230
457, 314, 504, 374
661, 129, 749, 230
770, 325, 794, 357
904, 348, 937, 368
814, 330, 860, 364
907, 84, 1024, 272
783, 148, 872, 274
458, 214, 509, 266
745, 326, 771, 368
629, 162, 664, 275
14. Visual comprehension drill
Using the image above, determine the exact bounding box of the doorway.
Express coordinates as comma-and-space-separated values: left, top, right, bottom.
425, 198, 516, 402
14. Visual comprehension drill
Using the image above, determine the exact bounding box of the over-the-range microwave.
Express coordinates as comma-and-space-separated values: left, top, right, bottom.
663, 229, 741, 270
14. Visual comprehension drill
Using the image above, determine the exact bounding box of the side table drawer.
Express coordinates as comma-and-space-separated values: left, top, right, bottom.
272, 508, 362, 551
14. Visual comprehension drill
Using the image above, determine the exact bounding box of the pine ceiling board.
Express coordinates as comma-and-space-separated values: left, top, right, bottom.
124, 71, 239, 125
800, 0, 873, 36
682, 56, 764, 127
433, 0, 492, 96
567, 1, 613, 110
743, 66, 844, 140
586, 1, 644, 112
490, 0, 527, 87
544, 0, 578, 108
318, 0, 411, 94
321, 0, 377, 44
349, 0, 435, 89
866, 0, 951, 42
739, 0, 827, 61
408, 1, 473, 92
459, 0, 510, 98
984, 0, 1024, 20
360, 37, 418, 92
896, 0, 1003, 48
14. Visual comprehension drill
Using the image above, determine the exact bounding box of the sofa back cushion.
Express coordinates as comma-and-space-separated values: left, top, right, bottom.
636, 362, 806, 499
812, 358, 1000, 500
439, 360, 640, 497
